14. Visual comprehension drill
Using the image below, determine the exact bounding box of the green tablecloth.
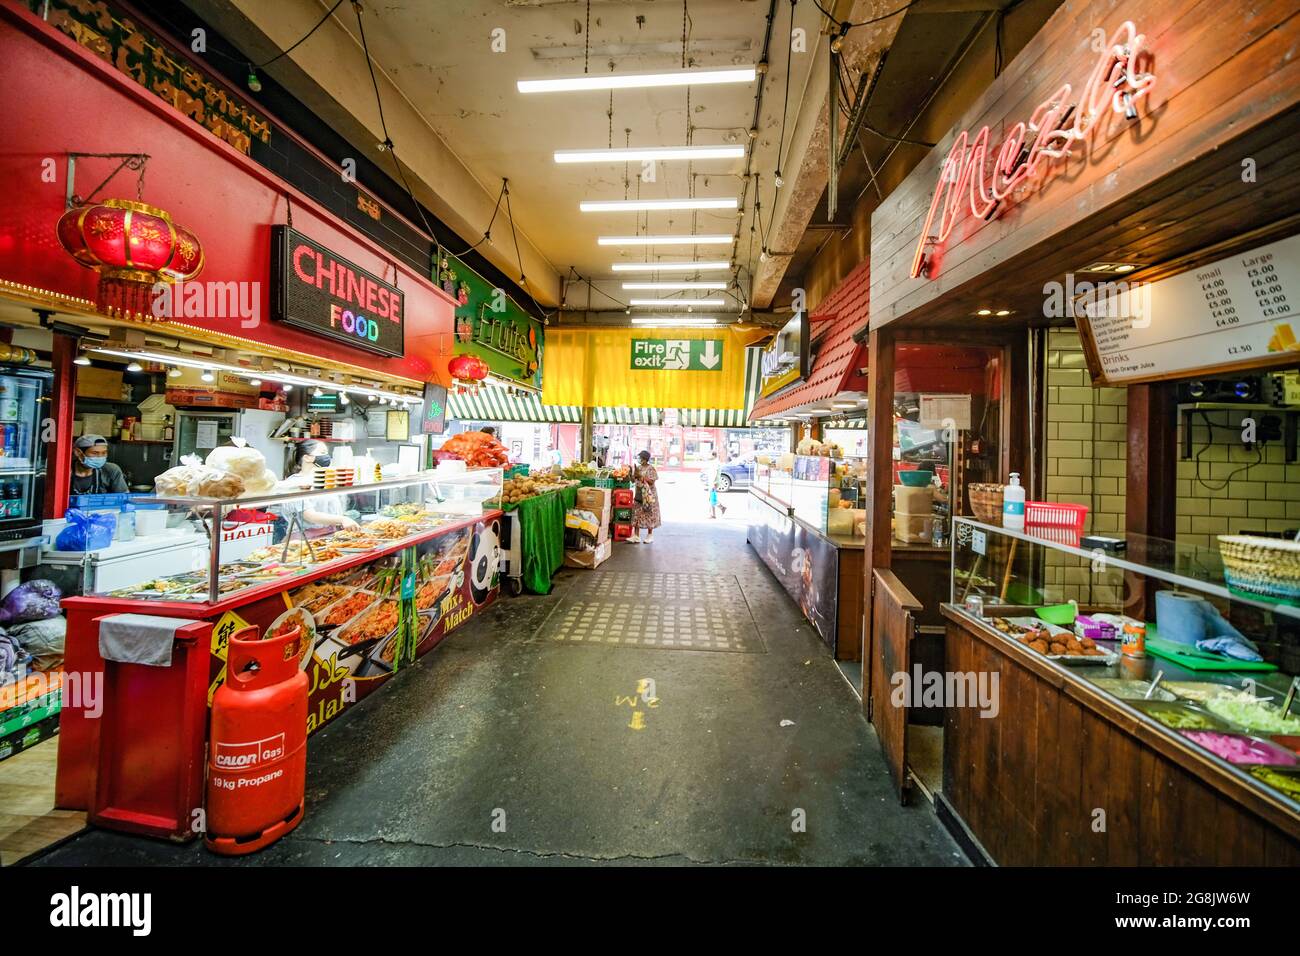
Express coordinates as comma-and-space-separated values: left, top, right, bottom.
503, 485, 577, 594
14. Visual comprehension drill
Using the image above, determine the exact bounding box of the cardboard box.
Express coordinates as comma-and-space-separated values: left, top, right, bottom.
564, 539, 611, 569
76, 366, 126, 400
77, 413, 116, 439
0, 714, 59, 763
565, 508, 602, 538
575, 487, 611, 524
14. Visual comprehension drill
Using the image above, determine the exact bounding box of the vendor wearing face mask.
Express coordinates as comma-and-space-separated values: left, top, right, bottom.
71, 434, 129, 495
278, 440, 358, 530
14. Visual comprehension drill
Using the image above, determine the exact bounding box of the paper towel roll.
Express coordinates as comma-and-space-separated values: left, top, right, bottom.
1155, 590, 1211, 646
1156, 589, 1252, 648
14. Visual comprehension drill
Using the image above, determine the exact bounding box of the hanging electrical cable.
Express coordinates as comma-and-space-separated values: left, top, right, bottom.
202, 0, 347, 91
352, 1, 552, 321
812, 0, 916, 31
774, 0, 797, 189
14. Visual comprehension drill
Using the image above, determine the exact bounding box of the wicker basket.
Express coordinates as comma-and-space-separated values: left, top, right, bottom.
968, 483, 1006, 526
1217, 535, 1300, 603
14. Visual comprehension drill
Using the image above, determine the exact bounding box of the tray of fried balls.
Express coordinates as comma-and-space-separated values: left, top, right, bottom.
991, 616, 1117, 664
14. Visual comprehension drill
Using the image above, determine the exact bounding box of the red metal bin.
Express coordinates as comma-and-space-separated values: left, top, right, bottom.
58, 609, 212, 842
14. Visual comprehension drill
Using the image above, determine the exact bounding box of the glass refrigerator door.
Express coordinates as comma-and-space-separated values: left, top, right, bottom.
0, 368, 50, 535
175, 411, 236, 461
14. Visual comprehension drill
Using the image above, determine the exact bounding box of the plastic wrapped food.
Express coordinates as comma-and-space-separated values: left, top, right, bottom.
205, 442, 267, 481
1164, 681, 1258, 704
1179, 731, 1298, 766
195, 472, 245, 499
1204, 698, 1300, 735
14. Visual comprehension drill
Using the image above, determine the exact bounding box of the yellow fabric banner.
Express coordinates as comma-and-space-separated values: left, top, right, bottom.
543, 326, 768, 410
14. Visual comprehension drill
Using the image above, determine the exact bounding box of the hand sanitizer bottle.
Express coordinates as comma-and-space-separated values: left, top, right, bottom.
1002, 472, 1025, 530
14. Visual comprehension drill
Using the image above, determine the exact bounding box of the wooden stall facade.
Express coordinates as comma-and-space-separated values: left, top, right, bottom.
856, 0, 1300, 862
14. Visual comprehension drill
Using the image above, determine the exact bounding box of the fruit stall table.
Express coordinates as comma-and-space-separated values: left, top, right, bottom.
502, 485, 578, 595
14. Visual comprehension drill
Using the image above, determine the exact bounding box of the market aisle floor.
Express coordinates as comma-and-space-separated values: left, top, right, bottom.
31, 519, 966, 867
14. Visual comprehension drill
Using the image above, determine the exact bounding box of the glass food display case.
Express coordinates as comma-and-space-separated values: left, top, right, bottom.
949, 516, 1300, 815
57, 468, 507, 828
99, 468, 503, 604
752, 455, 869, 540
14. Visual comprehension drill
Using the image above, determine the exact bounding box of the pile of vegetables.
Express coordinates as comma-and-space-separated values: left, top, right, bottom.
488, 473, 566, 504
439, 431, 510, 468
561, 462, 598, 480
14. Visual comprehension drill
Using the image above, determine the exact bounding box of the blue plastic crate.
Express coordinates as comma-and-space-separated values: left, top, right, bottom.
127, 494, 166, 510
69, 493, 130, 509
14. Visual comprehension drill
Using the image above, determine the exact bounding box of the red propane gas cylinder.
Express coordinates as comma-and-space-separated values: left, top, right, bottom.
205, 624, 308, 855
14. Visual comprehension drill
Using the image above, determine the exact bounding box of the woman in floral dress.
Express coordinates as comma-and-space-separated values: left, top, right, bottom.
631, 450, 661, 544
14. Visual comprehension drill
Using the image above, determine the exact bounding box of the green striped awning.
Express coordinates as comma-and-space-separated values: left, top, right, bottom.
447, 387, 581, 423
448, 346, 767, 427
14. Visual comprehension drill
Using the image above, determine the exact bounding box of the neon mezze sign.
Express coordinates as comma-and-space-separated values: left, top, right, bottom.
910, 21, 1156, 280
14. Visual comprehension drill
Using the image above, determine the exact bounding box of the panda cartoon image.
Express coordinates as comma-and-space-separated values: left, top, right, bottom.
469, 520, 501, 605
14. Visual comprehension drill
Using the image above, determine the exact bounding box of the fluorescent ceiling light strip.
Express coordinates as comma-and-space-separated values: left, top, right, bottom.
580, 197, 737, 213
610, 261, 731, 272
519, 67, 755, 94
89, 348, 418, 403
556, 145, 745, 164
628, 298, 725, 306
599, 235, 733, 246
622, 281, 727, 290
629, 318, 721, 327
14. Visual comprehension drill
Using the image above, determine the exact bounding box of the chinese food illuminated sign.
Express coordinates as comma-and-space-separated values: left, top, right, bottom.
271, 226, 405, 358
911, 20, 1156, 279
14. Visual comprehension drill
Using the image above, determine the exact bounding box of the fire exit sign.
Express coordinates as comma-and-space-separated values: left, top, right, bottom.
630, 338, 724, 371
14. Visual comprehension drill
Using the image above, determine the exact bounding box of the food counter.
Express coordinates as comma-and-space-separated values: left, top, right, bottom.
56, 468, 504, 815
748, 457, 867, 659
933, 518, 1300, 865
748, 456, 948, 661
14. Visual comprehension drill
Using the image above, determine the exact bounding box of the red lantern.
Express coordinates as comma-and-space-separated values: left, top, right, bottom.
448, 354, 489, 383
56, 199, 203, 320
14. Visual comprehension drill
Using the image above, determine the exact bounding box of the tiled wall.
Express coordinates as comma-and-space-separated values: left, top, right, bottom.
1041, 329, 1127, 606
1176, 408, 1300, 548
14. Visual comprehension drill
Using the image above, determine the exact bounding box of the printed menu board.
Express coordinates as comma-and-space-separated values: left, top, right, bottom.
1078, 233, 1300, 385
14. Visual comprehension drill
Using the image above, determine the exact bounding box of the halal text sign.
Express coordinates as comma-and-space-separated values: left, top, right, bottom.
271, 226, 405, 357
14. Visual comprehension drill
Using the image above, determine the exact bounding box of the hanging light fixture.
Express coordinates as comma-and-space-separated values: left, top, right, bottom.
599, 235, 732, 246
556, 145, 744, 164
580, 197, 737, 213
519, 66, 756, 94
73, 354, 91, 366
200, 369, 215, 383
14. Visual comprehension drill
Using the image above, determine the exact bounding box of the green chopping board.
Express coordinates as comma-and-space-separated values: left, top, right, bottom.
1145, 627, 1277, 672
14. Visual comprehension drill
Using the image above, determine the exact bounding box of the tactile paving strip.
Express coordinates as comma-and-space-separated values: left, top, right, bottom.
534, 572, 765, 653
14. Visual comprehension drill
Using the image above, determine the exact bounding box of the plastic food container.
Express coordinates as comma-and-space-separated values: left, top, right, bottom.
1180, 731, 1299, 766
133, 509, 169, 536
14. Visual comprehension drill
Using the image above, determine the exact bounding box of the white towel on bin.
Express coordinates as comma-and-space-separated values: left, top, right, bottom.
98, 614, 189, 667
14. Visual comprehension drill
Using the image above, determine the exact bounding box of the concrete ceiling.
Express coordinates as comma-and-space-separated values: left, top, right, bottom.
187, 0, 826, 321
332, 0, 827, 319
186, 0, 1038, 323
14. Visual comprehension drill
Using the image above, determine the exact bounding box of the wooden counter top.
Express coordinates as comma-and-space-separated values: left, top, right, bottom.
941, 605, 1300, 864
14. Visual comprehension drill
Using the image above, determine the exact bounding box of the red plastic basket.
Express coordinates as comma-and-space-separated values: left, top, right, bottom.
1024, 501, 1088, 545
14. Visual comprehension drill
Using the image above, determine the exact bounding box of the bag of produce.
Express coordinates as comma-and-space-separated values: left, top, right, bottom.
6, 617, 66, 671
54, 509, 116, 552
0, 580, 63, 624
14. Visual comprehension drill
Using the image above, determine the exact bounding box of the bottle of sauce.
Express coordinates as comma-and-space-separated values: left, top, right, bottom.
1002, 472, 1026, 531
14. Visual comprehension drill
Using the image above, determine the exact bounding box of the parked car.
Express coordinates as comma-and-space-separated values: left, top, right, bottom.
699, 459, 755, 492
